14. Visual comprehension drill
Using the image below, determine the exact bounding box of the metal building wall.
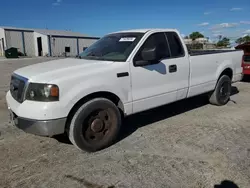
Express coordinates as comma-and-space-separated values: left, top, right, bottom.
51, 37, 77, 56
5, 30, 24, 53
78, 38, 97, 54
34, 32, 49, 56
0, 28, 6, 56
24, 32, 35, 56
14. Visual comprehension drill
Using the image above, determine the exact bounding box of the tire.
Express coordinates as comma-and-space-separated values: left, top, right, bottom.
242, 74, 250, 82
68, 98, 121, 152
209, 75, 232, 106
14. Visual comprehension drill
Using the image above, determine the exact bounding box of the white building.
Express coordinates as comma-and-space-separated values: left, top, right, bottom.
183, 38, 192, 44
195, 37, 209, 43
0, 26, 100, 57
183, 38, 209, 44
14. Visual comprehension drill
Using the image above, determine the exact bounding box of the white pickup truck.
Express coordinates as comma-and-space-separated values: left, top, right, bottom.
6, 29, 243, 152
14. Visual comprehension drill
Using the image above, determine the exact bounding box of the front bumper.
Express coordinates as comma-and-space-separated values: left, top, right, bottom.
8, 108, 66, 137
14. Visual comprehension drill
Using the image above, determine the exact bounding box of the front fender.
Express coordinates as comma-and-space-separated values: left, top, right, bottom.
61, 79, 131, 116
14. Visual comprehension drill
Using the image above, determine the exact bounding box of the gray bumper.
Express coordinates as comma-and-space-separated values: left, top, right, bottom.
9, 110, 66, 137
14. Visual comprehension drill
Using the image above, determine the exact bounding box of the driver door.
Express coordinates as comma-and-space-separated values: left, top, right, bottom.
130, 32, 178, 113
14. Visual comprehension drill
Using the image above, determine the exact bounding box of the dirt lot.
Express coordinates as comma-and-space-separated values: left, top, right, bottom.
0, 58, 250, 188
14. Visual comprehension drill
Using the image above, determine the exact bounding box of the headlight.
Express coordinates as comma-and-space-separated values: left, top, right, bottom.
25, 83, 59, 102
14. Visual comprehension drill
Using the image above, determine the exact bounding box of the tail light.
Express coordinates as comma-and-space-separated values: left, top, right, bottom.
242, 55, 250, 70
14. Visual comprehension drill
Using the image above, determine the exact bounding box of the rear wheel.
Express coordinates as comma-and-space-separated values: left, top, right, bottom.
209, 75, 231, 106
242, 74, 250, 81
68, 98, 121, 152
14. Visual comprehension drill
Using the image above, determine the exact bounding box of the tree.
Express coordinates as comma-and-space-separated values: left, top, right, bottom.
236, 36, 250, 44
217, 37, 230, 47
244, 35, 250, 42
189, 32, 204, 41
236, 37, 244, 44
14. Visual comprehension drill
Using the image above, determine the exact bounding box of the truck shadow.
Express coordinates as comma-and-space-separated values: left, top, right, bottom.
144, 62, 167, 74
214, 180, 239, 188
53, 86, 239, 146
117, 86, 239, 143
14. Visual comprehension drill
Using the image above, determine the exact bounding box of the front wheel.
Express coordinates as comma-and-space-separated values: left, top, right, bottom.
68, 98, 121, 152
209, 75, 232, 106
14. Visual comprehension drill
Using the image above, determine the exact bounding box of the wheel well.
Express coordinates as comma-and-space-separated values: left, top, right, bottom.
219, 68, 233, 80
65, 92, 124, 132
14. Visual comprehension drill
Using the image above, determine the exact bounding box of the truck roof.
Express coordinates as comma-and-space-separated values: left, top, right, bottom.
110, 28, 178, 34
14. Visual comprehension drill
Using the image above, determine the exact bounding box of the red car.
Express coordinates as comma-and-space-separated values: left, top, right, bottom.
235, 42, 250, 76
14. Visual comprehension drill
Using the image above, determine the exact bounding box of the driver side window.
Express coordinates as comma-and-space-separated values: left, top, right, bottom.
134, 32, 170, 62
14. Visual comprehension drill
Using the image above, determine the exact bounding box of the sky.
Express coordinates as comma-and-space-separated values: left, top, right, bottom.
0, 0, 250, 41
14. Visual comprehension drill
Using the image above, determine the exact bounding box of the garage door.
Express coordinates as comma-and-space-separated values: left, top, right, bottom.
5, 30, 23, 53
24, 32, 35, 56
51, 37, 77, 57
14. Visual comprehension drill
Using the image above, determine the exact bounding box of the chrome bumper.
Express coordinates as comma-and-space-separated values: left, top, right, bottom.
9, 108, 66, 137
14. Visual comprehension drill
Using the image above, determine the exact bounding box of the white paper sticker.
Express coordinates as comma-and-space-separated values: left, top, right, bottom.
119, 37, 136, 42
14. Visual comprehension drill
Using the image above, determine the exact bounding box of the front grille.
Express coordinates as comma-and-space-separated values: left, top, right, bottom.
10, 74, 28, 103
243, 55, 250, 64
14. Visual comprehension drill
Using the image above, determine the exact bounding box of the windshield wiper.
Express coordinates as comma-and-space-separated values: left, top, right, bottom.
79, 55, 106, 61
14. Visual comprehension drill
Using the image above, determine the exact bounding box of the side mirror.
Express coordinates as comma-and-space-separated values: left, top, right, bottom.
141, 47, 157, 61
134, 47, 160, 66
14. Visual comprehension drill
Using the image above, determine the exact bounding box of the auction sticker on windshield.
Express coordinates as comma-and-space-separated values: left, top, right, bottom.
119, 37, 136, 42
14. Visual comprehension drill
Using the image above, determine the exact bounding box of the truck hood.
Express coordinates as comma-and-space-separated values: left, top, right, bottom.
14, 58, 114, 83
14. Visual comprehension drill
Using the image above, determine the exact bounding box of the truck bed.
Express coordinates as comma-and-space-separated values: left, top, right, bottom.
189, 49, 242, 56
187, 49, 243, 98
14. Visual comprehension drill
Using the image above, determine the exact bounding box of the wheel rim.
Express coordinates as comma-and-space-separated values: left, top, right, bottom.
219, 81, 231, 102
83, 108, 116, 144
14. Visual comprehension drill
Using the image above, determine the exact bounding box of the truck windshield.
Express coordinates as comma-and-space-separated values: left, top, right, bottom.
78, 32, 144, 62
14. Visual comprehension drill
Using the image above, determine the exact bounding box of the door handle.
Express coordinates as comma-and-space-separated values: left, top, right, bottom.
117, 72, 129, 77
169, 65, 177, 73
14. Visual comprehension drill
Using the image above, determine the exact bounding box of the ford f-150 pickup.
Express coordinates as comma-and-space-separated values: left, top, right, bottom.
6, 29, 243, 152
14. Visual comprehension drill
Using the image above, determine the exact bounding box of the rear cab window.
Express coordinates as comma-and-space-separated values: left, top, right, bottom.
165, 32, 185, 58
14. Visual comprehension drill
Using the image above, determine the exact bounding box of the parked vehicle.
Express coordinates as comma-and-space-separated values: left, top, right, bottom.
6, 29, 243, 152
235, 42, 250, 76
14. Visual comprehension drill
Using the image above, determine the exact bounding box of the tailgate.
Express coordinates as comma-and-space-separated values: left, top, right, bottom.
231, 50, 243, 82
233, 50, 244, 73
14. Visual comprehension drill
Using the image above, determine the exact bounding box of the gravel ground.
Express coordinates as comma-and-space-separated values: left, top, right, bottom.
0, 58, 250, 188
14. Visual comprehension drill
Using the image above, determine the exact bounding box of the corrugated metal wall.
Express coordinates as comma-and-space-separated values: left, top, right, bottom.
78, 38, 97, 53
24, 32, 35, 56
5, 30, 24, 53
51, 37, 77, 56
0, 41, 3, 56
5, 30, 35, 56
4, 29, 99, 57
